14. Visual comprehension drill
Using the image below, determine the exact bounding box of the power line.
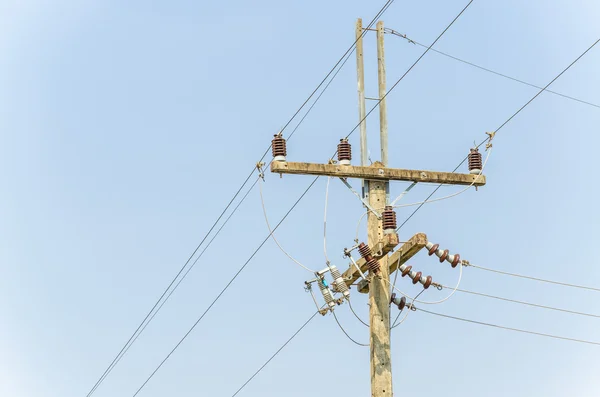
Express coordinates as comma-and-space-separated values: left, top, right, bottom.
131, 177, 320, 397
397, 37, 600, 231
417, 307, 600, 346
333, 311, 369, 347
443, 285, 600, 318
85, 3, 395, 394
385, 29, 600, 110
464, 264, 600, 293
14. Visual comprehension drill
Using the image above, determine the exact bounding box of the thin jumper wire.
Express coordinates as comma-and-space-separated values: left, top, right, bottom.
131, 177, 320, 397
348, 298, 369, 327
385, 29, 600, 110
467, 264, 600, 293
391, 289, 425, 329
418, 308, 600, 346
333, 311, 369, 347
397, 37, 600, 232
344, 0, 475, 141
443, 285, 600, 319
258, 177, 315, 273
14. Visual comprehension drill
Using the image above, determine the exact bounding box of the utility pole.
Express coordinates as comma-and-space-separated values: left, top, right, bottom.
268, 18, 487, 397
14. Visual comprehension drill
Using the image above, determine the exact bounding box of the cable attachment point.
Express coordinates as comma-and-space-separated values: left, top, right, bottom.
485, 131, 496, 151
256, 162, 266, 180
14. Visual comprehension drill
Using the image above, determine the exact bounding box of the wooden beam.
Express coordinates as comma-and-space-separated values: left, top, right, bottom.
342, 232, 399, 287
356, 232, 428, 293
271, 161, 486, 187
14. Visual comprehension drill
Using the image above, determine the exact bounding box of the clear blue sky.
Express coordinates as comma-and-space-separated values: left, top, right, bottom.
2, 1, 599, 396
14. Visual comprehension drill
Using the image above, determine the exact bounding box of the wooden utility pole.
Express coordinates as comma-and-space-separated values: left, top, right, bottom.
269, 18, 487, 397
370, 20, 392, 397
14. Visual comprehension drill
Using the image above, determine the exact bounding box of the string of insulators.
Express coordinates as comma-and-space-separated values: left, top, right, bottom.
329, 265, 350, 300
271, 134, 287, 162
398, 264, 433, 289
467, 147, 482, 175
425, 241, 461, 268
382, 206, 397, 233
358, 242, 380, 274
337, 138, 352, 165
390, 293, 407, 310
317, 277, 336, 311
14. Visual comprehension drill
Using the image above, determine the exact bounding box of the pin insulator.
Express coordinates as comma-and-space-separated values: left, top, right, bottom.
271, 134, 287, 161
337, 138, 352, 165
382, 206, 397, 231
358, 243, 372, 259
367, 258, 380, 273
468, 147, 483, 174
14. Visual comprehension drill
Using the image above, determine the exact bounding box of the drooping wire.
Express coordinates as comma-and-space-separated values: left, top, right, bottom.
131, 177, 320, 397
85, 3, 394, 395
397, 37, 600, 232
348, 298, 369, 327
443, 285, 600, 319
259, 177, 315, 272
417, 308, 600, 346
230, 310, 320, 397
386, 29, 600, 110
391, 289, 425, 329
466, 263, 600, 293
332, 311, 369, 347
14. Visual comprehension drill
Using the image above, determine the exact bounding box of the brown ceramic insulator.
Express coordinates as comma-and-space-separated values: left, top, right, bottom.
337, 138, 352, 162
423, 276, 433, 289
367, 258, 380, 273
382, 206, 397, 230
412, 271, 422, 285
358, 243, 372, 260
271, 134, 287, 158
439, 249, 449, 263
401, 265, 412, 277
428, 243, 439, 256
390, 292, 397, 304
451, 253, 461, 268
468, 148, 483, 172
398, 296, 407, 311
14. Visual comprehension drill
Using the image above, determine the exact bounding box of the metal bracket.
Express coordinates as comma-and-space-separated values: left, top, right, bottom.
339, 178, 381, 218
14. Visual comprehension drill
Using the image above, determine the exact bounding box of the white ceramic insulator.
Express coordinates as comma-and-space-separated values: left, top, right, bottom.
398, 264, 407, 272
409, 270, 417, 279
447, 254, 455, 264
339, 159, 351, 166
392, 296, 402, 306
435, 249, 443, 258
425, 242, 434, 250
469, 168, 482, 175
274, 155, 286, 162
419, 275, 428, 285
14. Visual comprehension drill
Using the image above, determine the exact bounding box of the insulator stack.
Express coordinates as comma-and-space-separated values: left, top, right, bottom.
337, 138, 352, 165
271, 134, 287, 162
317, 278, 336, 311
425, 241, 461, 268
382, 206, 397, 234
330, 265, 350, 300
358, 242, 380, 274
468, 148, 482, 175
398, 264, 433, 289
390, 293, 407, 310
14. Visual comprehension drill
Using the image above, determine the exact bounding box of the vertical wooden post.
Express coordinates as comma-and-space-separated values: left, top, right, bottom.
356, 18, 369, 198
376, 21, 388, 170
368, 179, 392, 397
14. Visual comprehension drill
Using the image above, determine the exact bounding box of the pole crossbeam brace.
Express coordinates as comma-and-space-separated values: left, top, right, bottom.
271, 161, 486, 187
355, 232, 428, 294
343, 233, 399, 287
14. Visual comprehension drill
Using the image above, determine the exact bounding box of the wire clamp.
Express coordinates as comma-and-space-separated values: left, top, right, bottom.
485, 131, 496, 151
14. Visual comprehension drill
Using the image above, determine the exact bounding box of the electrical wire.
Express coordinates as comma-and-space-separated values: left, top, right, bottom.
332, 311, 369, 347
324, 176, 331, 264
131, 177, 319, 397
397, 36, 600, 232
230, 310, 320, 397
85, 3, 396, 394
386, 262, 463, 305
259, 177, 315, 272
466, 263, 600, 293
417, 308, 600, 346
443, 285, 600, 319
391, 289, 425, 329
386, 29, 600, 110
348, 298, 369, 327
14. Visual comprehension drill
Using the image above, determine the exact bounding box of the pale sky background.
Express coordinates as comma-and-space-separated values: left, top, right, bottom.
1, 1, 600, 396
